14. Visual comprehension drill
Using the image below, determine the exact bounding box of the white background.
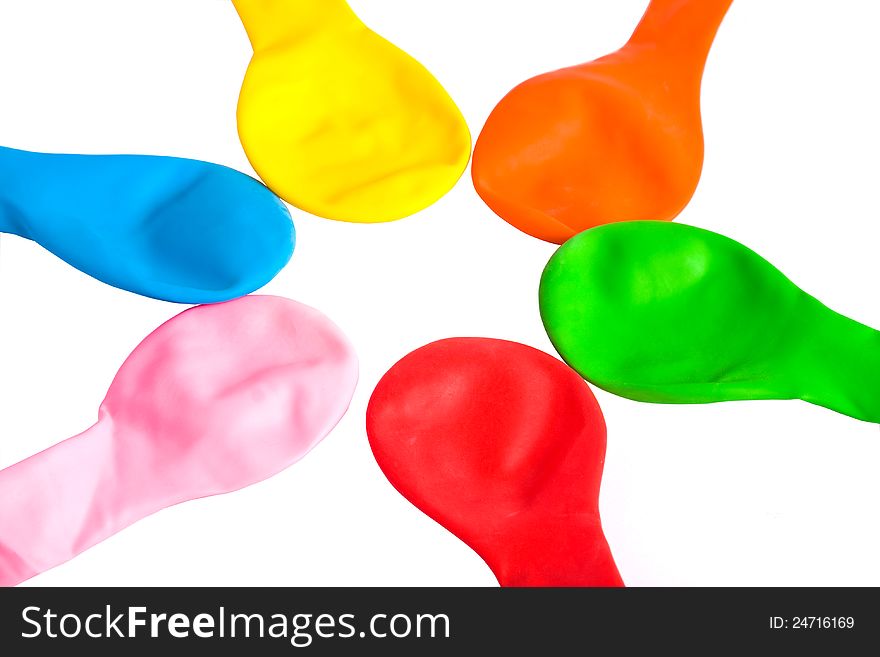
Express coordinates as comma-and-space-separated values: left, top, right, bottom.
1, 0, 878, 586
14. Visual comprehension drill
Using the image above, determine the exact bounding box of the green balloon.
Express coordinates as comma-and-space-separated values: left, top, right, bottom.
539, 221, 880, 424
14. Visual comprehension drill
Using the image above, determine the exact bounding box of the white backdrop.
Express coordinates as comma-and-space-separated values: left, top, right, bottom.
1, 0, 878, 586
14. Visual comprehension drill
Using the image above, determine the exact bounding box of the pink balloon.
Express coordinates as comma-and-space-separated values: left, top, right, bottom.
0, 296, 358, 585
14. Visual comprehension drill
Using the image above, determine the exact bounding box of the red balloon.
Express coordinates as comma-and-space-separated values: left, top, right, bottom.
367, 338, 623, 587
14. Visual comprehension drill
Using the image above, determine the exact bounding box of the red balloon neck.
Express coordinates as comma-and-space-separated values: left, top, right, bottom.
482, 512, 624, 587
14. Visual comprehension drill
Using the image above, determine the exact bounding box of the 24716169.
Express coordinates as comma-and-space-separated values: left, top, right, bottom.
770, 617, 855, 630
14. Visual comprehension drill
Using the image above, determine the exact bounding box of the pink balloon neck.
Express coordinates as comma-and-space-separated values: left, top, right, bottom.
0, 415, 210, 586
0, 420, 119, 586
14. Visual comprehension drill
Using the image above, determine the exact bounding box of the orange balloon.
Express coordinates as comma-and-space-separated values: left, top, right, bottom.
472, 0, 733, 244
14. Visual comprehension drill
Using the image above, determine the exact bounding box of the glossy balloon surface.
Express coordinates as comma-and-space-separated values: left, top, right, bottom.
367, 338, 622, 587
541, 222, 880, 423
473, 0, 732, 243
234, 0, 471, 223
0, 146, 294, 303
0, 296, 358, 586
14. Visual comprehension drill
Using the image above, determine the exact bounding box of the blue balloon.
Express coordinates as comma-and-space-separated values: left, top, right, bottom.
0, 146, 294, 303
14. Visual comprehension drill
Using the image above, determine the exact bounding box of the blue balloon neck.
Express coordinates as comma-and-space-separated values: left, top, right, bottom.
0, 147, 31, 238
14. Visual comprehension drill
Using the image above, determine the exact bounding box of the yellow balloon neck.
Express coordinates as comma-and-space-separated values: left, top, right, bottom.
232, 0, 358, 51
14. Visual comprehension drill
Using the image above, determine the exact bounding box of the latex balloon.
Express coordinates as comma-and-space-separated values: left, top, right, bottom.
367, 338, 623, 587
0, 145, 294, 303
472, 0, 733, 244
233, 0, 471, 223
540, 221, 880, 424
0, 296, 358, 586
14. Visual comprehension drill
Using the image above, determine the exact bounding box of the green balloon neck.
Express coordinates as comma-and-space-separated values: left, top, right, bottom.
789, 301, 880, 424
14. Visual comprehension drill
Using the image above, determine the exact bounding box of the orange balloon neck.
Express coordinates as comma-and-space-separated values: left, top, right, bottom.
623, 0, 732, 86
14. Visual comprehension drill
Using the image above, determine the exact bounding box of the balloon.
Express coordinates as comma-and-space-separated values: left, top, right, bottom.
473, 0, 732, 244
233, 0, 471, 223
0, 296, 358, 586
367, 338, 623, 587
0, 146, 294, 303
540, 221, 880, 424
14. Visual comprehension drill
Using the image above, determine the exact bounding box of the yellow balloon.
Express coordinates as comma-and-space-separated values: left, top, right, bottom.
233, 0, 472, 223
